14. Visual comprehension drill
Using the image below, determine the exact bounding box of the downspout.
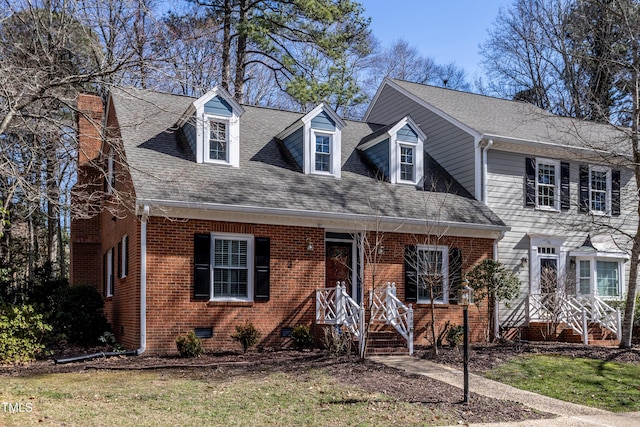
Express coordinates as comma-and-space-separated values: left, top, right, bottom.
493, 235, 501, 340
481, 139, 494, 204
137, 205, 149, 355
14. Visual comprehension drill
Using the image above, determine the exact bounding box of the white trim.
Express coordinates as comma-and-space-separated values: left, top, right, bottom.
137, 205, 149, 355
209, 233, 254, 302
325, 236, 358, 299
310, 130, 337, 176
574, 256, 625, 299
529, 235, 567, 294
416, 244, 449, 304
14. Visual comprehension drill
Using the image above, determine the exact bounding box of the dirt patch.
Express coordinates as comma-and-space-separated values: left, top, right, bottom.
2, 342, 638, 424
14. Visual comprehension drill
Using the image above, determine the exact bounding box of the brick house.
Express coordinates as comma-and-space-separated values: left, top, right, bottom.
70, 86, 509, 355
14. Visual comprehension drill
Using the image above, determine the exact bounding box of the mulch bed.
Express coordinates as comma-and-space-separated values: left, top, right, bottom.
2, 341, 638, 425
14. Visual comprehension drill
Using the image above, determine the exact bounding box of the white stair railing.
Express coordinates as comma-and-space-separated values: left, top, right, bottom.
370, 282, 414, 355
527, 292, 621, 343
316, 282, 365, 357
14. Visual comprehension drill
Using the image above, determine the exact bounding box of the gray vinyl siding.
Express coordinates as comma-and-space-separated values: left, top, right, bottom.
183, 119, 197, 156
311, 110, 336, 131
282, 126, 304, 168
204, 96, 233, 116
368, 85, 477, 197
363, 138, 390, 179
487, 149, 635, 319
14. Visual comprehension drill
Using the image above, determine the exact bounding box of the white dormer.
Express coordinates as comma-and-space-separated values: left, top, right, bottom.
358, 116, 426, 185
277, 103, 346, 178
177, 87, 245, 167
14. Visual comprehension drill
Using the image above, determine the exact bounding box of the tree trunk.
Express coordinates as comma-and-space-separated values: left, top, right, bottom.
430, 282, 438, 356
220, 0, 232, 91
234, 0, 248, 103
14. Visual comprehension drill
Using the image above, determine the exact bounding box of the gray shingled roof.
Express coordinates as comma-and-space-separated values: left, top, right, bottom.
390, 79, 626, 151
110, 87, 506, 230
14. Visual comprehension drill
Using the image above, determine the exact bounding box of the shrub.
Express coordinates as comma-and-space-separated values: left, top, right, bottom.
0, 304, 52, 363
98, 331, 124, 351
321, 325, 352, 357
55, 285, 109, 346
176, 331, 203, 358
231, 321, 261, 353
291, 324, 314, 350
446, 324, 464, 347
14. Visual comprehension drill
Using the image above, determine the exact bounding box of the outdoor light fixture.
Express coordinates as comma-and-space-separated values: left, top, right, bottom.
377, 245, 385, 255
519, 256, 528, 267
458, 279, 474, 404
306, 238, 314, 252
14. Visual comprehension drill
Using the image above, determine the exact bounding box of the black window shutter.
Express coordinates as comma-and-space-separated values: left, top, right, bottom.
110, 248, 115, 295
194, 234, 211, 300
525, 158, 536, 207
404, 246, 418, 302
560, 162, 570, 210
612, 169, 621, 216
254, 237, 270, 302
117, 240, 122, 279
124, 236, 129, 277
103, 252, 107, 296
448, 248, 463, 302
579, 165, 589, 213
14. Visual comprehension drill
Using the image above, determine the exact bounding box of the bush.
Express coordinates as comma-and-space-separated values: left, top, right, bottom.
231, 321, 261, 353
446, 324, 464, 347
291, 324, 314, 350
55, 285, 109, 345
0, 304, 52, 363
176, 331, 203, 358
321, 325, 352, 357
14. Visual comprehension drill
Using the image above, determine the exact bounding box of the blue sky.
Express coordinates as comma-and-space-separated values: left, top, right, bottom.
360, 0, 512, 78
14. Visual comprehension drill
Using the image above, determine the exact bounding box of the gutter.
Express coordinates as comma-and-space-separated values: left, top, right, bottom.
136, 205, 149, 356
136, 198, 511, 235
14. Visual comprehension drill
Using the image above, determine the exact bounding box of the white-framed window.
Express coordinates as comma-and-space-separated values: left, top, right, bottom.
205, 116, 230, 163
211, 233, 254, 301
589, 165, 612, 215
310, 130, 335, 175
536, 158, 560, 210
313, 132, 332, 173
417, 245, 449, 303
574, 257, 623, 298
399, 144, 415, 182
106, 247, 114, 297
120, 235, 128, 279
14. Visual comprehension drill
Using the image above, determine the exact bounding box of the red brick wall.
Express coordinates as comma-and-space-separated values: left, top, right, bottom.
139, 219, 494, 354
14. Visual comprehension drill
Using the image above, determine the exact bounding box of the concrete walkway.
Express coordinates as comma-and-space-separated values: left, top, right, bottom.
370, 355, 640, 427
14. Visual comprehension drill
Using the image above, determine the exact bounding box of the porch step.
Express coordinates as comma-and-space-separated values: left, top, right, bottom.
364, 329, 409, 355
524, 322, 619, 346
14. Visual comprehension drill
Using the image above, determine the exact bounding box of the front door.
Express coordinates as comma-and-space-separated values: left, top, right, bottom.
326, 241, 353, 294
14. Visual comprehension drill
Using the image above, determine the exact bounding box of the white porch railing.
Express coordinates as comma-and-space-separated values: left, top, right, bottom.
525, 292, 621, 344
370, 282, 414, 355
316, 281, 413, 356
316, 282, 365, 357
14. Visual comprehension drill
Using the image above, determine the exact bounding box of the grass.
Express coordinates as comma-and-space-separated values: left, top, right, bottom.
0, 368, 452, 426
484, 355, 640, 413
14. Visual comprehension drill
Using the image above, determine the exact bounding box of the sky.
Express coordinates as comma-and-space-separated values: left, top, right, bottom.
360, 0, 513, 79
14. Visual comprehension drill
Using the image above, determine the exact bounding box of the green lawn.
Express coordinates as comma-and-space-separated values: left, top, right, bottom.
484, 355, 640, 412
0, 369, 450, 426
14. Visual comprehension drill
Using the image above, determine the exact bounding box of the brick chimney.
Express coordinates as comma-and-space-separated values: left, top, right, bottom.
70, 93, 104, 288
76, 93, 104, 166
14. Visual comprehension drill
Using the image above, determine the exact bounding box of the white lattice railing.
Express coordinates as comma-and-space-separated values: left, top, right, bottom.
370, 282, 414, 355
316, 282, 365, 357
528, 292, 620, 344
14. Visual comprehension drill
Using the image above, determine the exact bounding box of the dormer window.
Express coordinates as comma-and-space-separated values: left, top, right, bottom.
277, 103, 346, 178
358, 116, 425, 186
313, 132, 333, 173
206, 117, 229, 163
177, 86, 244, 168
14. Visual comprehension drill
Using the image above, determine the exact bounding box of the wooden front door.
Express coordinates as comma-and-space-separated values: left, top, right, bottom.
326, 241, 353, 293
